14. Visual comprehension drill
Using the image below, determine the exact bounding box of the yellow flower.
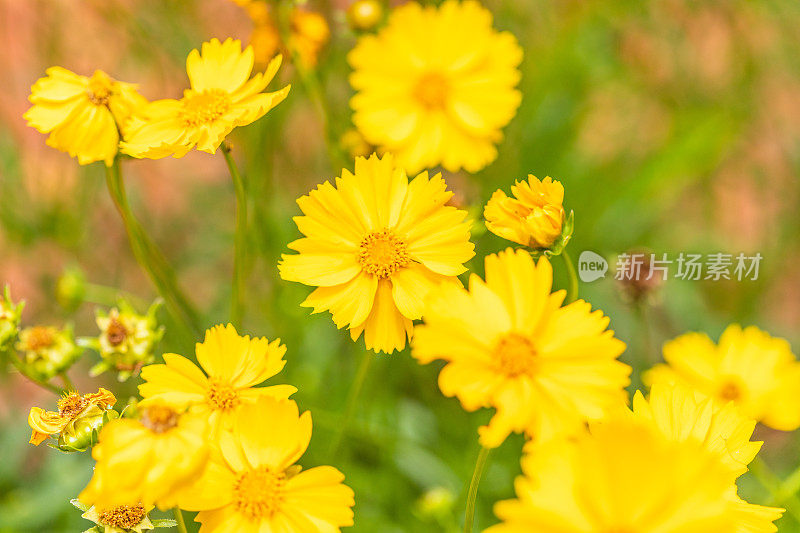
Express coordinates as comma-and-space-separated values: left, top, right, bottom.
484, 175, 566, 249
79, 402, 208, 510
24, 68, 146, 166
632, 384, 783, 532
178, 397, 355, 532
28, 388, 117, 450
646, 324, 800, 431
138, 324, 296, 434
279, 153, 474, 354
121, 38, 290, 159
348, 0, 522, 174
78, 502, 154, 533
412, 248, 630, 447
289, 9, 331, 68
487, 414, 781, 533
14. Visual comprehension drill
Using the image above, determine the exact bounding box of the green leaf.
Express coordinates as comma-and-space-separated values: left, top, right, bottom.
69, 499, 89, 512
151, 518, 179, 528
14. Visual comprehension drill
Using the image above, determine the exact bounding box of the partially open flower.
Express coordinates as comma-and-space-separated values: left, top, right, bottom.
484, 175, 570, 251
81, 300, 164, 381
72, 500, 155, 533
0, 285, 24, 352
28, 388, 117, 451
16, 325, 82, 381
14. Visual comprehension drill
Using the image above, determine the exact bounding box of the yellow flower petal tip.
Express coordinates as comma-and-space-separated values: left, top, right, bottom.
279, 153, 475, 354
348, 0, 522, 174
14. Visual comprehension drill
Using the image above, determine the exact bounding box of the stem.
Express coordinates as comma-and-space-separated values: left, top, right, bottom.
104, 158, 201, 340
750, 456, 800, 522
561, 248, 579, 304
173, 508, 188, 533
60, 372, 75, 391
221, 144, 247, 328
464, 446, 491, 533
7, 352, 64, 395
328, 348, 373, 457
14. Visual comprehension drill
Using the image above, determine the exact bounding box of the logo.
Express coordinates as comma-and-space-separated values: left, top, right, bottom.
578, 251, 608, 282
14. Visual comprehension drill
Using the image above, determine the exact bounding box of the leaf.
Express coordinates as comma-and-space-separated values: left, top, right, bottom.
69, 499, 89, 512
151, 518, 179, 528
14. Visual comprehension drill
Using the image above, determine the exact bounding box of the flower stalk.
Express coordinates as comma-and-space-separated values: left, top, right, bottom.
464, 445, 491, 533
328, 348, 373, 458
221, 143, 248, 328
561, 248, 579, 304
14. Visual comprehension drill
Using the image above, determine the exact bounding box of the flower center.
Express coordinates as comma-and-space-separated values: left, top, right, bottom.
106, 317, 128, 346
233, 466, 286, 520
57, 393, 87, 418
206, 380, 240, 411
98, 504, 147, 529
718, 379, 744, 402
494, 333, 538, 377
139, 404, 179, 433
181, 89, 232, 127
26, 327, 54, 351
87, 71, 114, 106
414, 72, 449, 109
357, 229, 411, 279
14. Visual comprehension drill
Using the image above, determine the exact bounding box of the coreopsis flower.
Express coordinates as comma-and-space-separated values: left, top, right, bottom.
0, 285, 24, 352
28, 388, 117, 451
79, 402, 209, 509
16, 325, 82, 381
24, 68, 146, 166
348, 0, 523, 174
412, 248, 630, 447
80, 300, 164, 381
138, 323, 296, 434
484, 175, 570, 250
289, 9, 331, 68
178, 397, 354, 532
486, 414, 782, 533
121, 38, 290, 159
347, 0, 384, 32
279, 153, 475, 353
71, 499, 157, 533
646, 324, 800, 431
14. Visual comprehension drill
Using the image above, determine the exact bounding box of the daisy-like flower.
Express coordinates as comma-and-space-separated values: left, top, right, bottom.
348, 0, 523, 174
412, 248, 630, 447
486, 414, 782, 533
74, 501, 155, 533
138, 323, 296, 434
484, 175, 567, 249
121, 38, 290, 159
279, 153, 474, 354
24, 68, 146, 166
178, 397, 355, 532
28, 388, 117, 450
646, 324, 800, 431
79, 402, 209, 510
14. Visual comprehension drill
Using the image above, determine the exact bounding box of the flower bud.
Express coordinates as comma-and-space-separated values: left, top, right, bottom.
0, 285, 24, 352
29, 388, 117, 452
414, 486, 456, 523
56, 266, 87, 313
290, 9, 330, 68
16, 325, 82, 381
347, 0, 384, 32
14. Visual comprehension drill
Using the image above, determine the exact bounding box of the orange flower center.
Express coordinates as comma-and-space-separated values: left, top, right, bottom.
106, 317, 128, 346
357, 229, 410, 279
718, 379, 744, 402
206, 380, 240, 411
140, 404, 179, 433
414, 72, 449, 109
26, 326, 54, 351
181, 89, 232, 127
494, 333, 538, 377
98, 504, 147, 529
233, 466, 286, 520
87, 71, 114, 106
57, 393, 87, 418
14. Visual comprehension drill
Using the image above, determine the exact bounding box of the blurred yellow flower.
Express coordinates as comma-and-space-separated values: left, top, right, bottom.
487, 414, 781, 533
79, 403, 208, 509
79, 503, 154, 533
279, 153, 474, 354
347, 0, 384, 32
412, 248, 630, 447
138, 323, 296, 433
121, 38, 290, 159
28, 388, 116, 448
290, 9, 331, 68
646, 324, 800, 431
484, 175, 565, 249
348, 0, 522, 174
178, 397, 355, 532
24, 68, 146, 166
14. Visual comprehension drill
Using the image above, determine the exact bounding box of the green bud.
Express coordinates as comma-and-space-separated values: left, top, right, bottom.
16, 325, 82, 381
57, 407, 118, 452
414, 486, 456, 522
0, 285, 24, 352
56, 266, 87, 313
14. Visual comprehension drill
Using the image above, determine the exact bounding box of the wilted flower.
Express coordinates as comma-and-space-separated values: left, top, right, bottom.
16, 325, 82, 381
23, 68, 147, 166
347, 0, 384, 32
28, 388, 117, 451
81, 300, 164, 381
0, 285, 24, 352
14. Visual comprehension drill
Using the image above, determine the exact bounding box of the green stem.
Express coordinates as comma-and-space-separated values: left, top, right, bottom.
776, 463, 800, 506
328, 348, 373, 457
173, 508, 188, 533
561, 248, 579, 304
60, 372, 75, 391
750, 456, 800, 522
221, 144, 247, 328
104, 158, 201, 340
7, 352, 64, 395
464, 446, 491, 533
